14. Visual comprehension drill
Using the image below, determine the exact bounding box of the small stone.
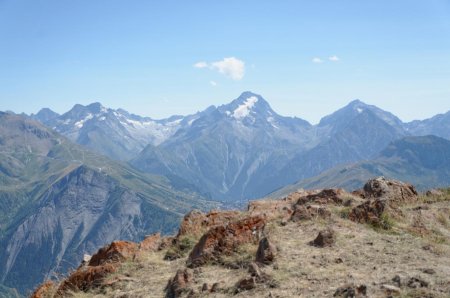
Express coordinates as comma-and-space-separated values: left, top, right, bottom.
211, 282, 221, 293
236, 277, 256, 292
422, 268, 436, 275
392, 275, 402, 287
381, 284, 401, 294
310, 228, 335, 248
201, 283, 209, 292
407, 277, 428, 288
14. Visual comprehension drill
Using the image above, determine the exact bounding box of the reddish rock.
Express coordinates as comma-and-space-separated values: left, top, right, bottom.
310, 228, 336, 248
177, 209, 241, 239
255, 237, 277, 265
187, 215, 266, 267
89, 241, 138, 266
57, 264, 117, 295
349, 199, 385, 225
30, 280, 54, 298
291, 204, 331, 222
139, 233, 161, 251
165, 268, 194, 298
297, 189, 346, 206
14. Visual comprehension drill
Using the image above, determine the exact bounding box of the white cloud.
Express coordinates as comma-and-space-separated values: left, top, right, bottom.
211, 57, 245, 80
312, 57, 324, 63
193, 61, 208, 68
329, 55, 340, 62
193, 57, 245, 80
210, 80, 217, 86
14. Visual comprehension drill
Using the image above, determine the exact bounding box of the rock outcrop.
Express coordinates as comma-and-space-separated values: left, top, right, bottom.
29, 178, 450, 298
187, 215, 266, 267
349, 177, 419, 226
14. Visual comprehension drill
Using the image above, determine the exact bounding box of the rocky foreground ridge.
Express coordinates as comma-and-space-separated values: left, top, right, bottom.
32, 177, 450, 297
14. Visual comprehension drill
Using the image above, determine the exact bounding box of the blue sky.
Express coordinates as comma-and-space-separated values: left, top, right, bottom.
1, 0, 449, 123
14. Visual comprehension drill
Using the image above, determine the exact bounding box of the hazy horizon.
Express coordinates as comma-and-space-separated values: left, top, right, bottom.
1, 1, 450, 123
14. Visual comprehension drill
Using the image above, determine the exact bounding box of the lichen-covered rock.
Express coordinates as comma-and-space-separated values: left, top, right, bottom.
362, 177, 418, 206
56, 264, 117, 295
88, 241, 138, 266
187, 216, 266, 267
177, 210, 241, 239
349, 199, 385, 225
139, 233, 161, 251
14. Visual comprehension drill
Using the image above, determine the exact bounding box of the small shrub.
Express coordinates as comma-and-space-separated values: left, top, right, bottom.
164, 235, 197, 260
339, 207, 352, 219
370, 213, 395, 231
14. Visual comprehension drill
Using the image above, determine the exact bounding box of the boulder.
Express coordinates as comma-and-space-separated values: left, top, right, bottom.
362, 177, 418, 206
139, 233, 161, 251
88, 241, 138, 266
310, 228, 336, 248
291, 204, 331, 222
57, 264, 117, 295
349, 199, 385, 225
165, 268, 194, 298
255, 237, 277, 265
187, 215, 266, 267
177, 209, 240, 239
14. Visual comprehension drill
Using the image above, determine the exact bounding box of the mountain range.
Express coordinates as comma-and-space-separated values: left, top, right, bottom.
31, 92, 450, 202
270, 135, 450, 198
0, 113, 216, 295
2, 91, 450, 296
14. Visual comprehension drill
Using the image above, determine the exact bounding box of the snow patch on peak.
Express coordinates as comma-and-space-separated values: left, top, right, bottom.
74, 113, 93, 128
232, 96, 258, 120
356, 108, 363, 114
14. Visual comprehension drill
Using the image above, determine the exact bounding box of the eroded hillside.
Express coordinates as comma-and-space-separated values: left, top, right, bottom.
32, 178, 450, 298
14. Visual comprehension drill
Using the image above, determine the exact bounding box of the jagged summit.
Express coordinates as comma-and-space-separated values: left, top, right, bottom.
218, 91, 276, 121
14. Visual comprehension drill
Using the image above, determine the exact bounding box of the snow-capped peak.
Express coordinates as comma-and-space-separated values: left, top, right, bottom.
231, 96, 258, 120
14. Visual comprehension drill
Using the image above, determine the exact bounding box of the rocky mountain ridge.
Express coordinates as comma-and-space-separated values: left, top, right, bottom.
32, 177, 450, 297
30, 92, 450, 202
0, 113, 217, 296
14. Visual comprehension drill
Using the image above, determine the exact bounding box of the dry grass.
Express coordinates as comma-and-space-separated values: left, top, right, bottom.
51, 194, 450, 298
